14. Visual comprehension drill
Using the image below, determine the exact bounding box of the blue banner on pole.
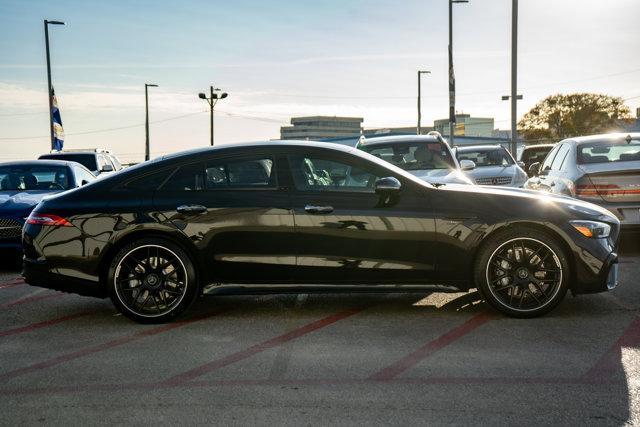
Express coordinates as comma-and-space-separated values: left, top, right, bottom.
51, 89, 64, 151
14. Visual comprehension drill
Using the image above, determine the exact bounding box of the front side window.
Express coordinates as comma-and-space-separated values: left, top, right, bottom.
360, 142, 456, 171
206, 157, 275, 189
457, 147, 514, 167
0, 165, 70, 191
289, 155, 381, 192
550, 144, 570, 170
578, 139, 640, 164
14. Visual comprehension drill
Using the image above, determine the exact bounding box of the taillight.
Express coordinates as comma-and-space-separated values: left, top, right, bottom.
575, 183, 619, 200
26, 213, 72, 227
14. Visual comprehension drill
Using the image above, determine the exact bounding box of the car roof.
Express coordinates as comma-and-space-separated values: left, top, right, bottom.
562, 132, 640, 145
357, 135, 442, 147
41, 152, 98, 157
455, 144, 504, 151
522, 144, 555, 149
0, 160, 75, 168
161, 140, 355, 161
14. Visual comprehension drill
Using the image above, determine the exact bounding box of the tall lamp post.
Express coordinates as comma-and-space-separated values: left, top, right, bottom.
502, 94, 522, 156
198, 86, 228, 146
510, 0, 519, 157
144, 83, 158, 161
448, 0, 468, 146
44, 19, 65, 151
417, 70, 431, 135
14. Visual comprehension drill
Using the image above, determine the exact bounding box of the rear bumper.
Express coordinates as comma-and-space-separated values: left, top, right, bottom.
22, 257, 106, 298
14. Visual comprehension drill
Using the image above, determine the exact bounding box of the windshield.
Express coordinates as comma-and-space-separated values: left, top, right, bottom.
0, 165, 70, 191
40, 153, 98, 171
359, 142, 456, 171
578, 139, 640, 164
457, 147, 514, 167
521, 146, 553, 164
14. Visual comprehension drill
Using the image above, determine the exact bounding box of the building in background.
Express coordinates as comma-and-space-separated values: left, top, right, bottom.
280, 116, 363, 140
434, 114, 494, 137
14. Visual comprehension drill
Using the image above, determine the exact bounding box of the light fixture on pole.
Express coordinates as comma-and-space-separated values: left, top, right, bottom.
417, 70, 431, 135
144, 83, 158, 161
448, 0, 468, 146
44, 19, 65, 151
198, 86, 228, 146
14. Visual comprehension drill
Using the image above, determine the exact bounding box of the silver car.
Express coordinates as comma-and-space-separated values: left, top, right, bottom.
524, 133, 640, 230
455, 145, 528, 187
356, 134, 474, 185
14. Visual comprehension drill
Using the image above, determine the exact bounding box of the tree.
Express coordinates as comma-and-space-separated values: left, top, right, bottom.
518, 93, 632, 142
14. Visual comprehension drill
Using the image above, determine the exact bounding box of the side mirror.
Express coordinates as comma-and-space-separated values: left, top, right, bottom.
374, 177, 401, 195
100, 164, 114, 173
528, 162, 540, 177
517, 161, 526, 168
81, 180, 89, 186
459, 159, 476, 171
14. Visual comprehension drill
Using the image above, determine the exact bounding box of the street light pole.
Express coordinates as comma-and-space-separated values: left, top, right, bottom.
417, 70, 431, 135
144, 83, 158, 161
44, 19, 65, 151
448, 0, 468, 146
199, 86, 228, 147
510, 0, 519, 157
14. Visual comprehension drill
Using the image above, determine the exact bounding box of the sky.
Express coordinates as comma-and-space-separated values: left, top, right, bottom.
0, 0, 639, 163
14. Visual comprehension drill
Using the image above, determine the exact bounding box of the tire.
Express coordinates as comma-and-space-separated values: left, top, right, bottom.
106, 237, 198, 323
474, 227, 570, 318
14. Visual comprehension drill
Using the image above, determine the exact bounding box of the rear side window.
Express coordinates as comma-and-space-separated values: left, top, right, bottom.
124, 168, 175, 191
550, 144, 570, 170
161, 163, 204, 191
205, 157, 275, 189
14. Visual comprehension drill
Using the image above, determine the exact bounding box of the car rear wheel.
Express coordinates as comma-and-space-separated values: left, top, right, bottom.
474, 228, 570, 318
107, 238, 198, 323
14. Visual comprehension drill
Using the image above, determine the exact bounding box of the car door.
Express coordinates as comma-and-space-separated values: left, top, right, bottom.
151, 152, 296, 284
527, 144, 561, 191
286, 148, 437, 284
540, 143, 570, 193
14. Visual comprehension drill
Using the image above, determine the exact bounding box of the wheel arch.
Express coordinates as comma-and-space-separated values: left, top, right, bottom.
97, 228, 204, 291
472, 221, 576, 286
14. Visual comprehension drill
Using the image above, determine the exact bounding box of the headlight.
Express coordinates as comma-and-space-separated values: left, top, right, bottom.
569, 220, 611, 238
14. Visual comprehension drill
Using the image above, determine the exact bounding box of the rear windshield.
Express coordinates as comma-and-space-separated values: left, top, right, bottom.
40, 153, 97, 171
359, 142, 456, 171
457, 147, 514, 167
578, 139, 640, 164
521, 146, 553, 163
0, 165, 70, 191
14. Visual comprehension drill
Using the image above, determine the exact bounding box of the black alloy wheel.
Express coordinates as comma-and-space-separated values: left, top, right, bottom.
475, 228, 570, 318
107, 238, 198, 323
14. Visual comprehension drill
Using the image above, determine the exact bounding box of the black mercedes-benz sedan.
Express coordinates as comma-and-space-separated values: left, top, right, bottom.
22, 141, 620, 323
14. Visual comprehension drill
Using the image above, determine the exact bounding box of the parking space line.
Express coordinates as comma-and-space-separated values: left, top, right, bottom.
583, 316, 640, 382
369, 312, 494, 381
0, 291, 65, 309
0, 308, 229, 383
0, 312, 91, 338
163, 307, 366, 386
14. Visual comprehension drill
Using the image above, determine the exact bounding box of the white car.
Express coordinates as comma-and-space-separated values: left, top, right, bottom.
356, 133, 475, 186
455, 144, 528, 187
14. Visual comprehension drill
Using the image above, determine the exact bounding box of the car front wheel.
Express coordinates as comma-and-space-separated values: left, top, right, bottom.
107, 238, 198, 323
474, 228, 570, 318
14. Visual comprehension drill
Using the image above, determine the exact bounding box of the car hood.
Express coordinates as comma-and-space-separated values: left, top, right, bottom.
0, 191, 61, 215
440, 183, 619, 222
408, 168, 473, 185
463, 165, 518, 179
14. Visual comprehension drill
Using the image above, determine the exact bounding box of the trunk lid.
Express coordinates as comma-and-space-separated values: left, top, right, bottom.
578, 162, 640, 203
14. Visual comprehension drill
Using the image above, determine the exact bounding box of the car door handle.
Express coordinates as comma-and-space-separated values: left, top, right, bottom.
176, 204, 207, 215
304, 205, 334, 214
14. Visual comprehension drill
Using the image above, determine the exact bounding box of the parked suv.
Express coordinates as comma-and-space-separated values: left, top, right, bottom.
519, 143, 555, 177
356, 133, 475, 185
524, 133, 640, 230
39, 148, 123, 177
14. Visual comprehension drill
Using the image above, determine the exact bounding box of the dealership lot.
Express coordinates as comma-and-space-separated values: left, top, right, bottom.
0, 236, 638, 425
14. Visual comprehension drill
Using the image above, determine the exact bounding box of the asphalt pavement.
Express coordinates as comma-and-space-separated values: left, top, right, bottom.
0, 235, 638, 425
